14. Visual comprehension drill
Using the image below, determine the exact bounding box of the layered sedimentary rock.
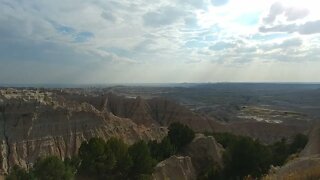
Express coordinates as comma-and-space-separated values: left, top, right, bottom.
0, 89, 166, 174
60, 92, 224, 132
183, 134, 224, 173
59, 91, 310, 143
0, 88, 312, 175
152, 155, 196, 180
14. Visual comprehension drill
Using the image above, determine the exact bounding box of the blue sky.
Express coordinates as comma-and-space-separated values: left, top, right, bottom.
1, 0, 320, 84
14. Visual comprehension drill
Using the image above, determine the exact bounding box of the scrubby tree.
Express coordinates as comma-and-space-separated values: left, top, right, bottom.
148, 137, 176, 161
206, 132, 308, 179
289, 133, 308, 154
128, 140, 156, 179
223, 137, 272, 179
64, 156, 80, 175
32, 156, 74, 180
77, 137, 157, 179
6, 165, 33, 180
105, 138, 132, 179
168, 122, 195, 151
78, 138, 116, 178
197, 161, 223, 180
270, 138, 289, 166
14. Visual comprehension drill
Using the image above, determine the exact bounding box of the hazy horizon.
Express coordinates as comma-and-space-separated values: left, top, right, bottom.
1, 82, 320, 89
1, 0, 320, 84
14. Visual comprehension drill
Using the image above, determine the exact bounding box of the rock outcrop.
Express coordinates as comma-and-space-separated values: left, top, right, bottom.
183, 134, 224, 173
264, 123, 320, 179
152, 156, 196, 180
0, 89, 166, 174
0, 88, 312, 175
58, 91, 310, 144
60, 92, 224, 132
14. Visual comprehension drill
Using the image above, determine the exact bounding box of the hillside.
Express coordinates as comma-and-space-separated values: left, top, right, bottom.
0, 88, 313, 175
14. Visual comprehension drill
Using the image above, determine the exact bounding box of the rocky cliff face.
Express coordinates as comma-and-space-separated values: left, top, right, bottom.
152, 156, 196, 180
58, 91, 310, 143
183, 134, 224, 173
0, 89, 166, 174
60, 92, 224, 132
0, 88, 311, 175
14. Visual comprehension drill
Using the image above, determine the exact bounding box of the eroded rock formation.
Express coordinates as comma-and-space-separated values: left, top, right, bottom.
0, 88, 311, 175
264, 123, 320, 179
152, 155, 196, 180
0, 89, 166, 174
183, 134, 224, 173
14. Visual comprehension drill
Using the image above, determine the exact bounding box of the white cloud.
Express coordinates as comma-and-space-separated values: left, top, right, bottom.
1, 0, 320, 83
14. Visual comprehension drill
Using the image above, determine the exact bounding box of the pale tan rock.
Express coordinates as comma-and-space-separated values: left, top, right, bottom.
264, 156, 320, 180
152, 156, 196, 180
184, 134, 224, 173
0, 89, 166, 174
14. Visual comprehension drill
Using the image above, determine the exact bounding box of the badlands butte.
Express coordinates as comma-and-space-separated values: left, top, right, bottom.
0, 86, 319, 179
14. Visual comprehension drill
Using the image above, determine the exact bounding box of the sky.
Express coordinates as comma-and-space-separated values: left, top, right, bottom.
1, 0, 320, 84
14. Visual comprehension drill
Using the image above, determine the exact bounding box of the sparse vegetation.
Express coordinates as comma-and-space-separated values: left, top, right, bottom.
6, 122, 195, 180
6, 156, 76, 180
200, 132, 308, 179
6, 165, 33, 180
78, 137, 154, 180
148, 137, 176, 161
263, 165, 320, 180
167, 122, 195, 151
148, 122, 195, 162
5, 123, 308, 180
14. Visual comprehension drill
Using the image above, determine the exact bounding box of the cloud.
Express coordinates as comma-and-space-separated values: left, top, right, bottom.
143, 6, 185, 27
74, 31, 94, 42
259, 24, 297, 33
279, 38, 302, 48
56, 25, 76, 34
285, 7, 309, 21
211, 0, 229, 6
178, 0, 208, 9
263, 2, 309, 24
184, 16, 198, 28
299, 20, 320, 34
260, 38, 302, 52
263, 2, 284, 24
259, 20, 320, 35
101, 11, 117, 22
1, 0, 320, 83
209, 41, 236, 51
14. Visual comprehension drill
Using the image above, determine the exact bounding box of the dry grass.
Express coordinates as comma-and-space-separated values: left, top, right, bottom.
263, 166, 320, 180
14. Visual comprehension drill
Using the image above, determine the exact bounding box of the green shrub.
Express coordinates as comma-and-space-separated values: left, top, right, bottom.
6, 165, 33, 180
200, 132, 308, 179
129, 140, 157, 179
168, 122, 195, 151
223, 137, 272, 179
148, 137, 176, 161
289, 133, 308, 154
33, 156, 74, 180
